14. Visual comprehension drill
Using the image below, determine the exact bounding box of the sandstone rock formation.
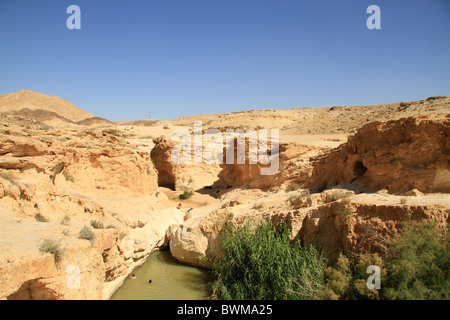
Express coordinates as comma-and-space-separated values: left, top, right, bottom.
167, 114, 450, 267
309, 115, 450, 193
151, 135, 320, 192
0, 120, 158, 197
215, 141, 319, 190
168, 188, 450, 266
0, 115, 184, 300
151, 137, 222, 191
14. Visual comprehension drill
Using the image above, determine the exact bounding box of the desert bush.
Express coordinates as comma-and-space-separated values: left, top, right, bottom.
0, 171, 17, 185
39, 239, 64, 264
179, 189, 194, 200
208, 219, 326, 300
252, 202, 264, 210
34, 212, 49, 222
287, 181, 302, 192
324, 219, 449, 300
331, 190, 353, 202
382, 220, 449, 300
78, 225, 95, 241
338, 206, 354, 223
324, 252, 385, 300
63, 172, 75, 182
60, 215, 71, 226
102, 128, 125, 137
90, 219, 104, 229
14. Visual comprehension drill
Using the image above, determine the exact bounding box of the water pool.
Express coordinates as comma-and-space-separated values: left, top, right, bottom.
110, 250, 213, 300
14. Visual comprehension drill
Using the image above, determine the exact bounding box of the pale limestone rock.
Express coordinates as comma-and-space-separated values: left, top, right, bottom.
169, 224, 209, 267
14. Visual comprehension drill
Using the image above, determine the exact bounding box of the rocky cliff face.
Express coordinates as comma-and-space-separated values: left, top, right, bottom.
309, 115, 450, 193
168, 189, 450, 266
0, 121, 158, 197
216, 142, 319, 190
150, 137, 222, 191
151, 135, 320, 192
0, 115, 184, 300
168, 114, 450, 267
283, 190, 449, 261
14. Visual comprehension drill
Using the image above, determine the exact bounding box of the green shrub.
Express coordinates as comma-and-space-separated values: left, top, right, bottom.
60, 215, 71, 226
331, 190, 353, 202
338, 206, 354, 223
179, 189, 194, 200
252, 202, 264, 210
287, 181, 302, 192
78, 226, 95, 241
324, 252, 385, 300
90, 219, 104, 229
39, 239, 64, 264
208, 219, 326, 300
34, 212, 49, 222
324, 219, 449, 300
63, 172, 75, 182
383, 220, 449, 300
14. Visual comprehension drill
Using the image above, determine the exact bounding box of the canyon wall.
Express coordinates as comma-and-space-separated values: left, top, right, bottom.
168, 189, 450, 266
168, 115, 450, 266
309, 115, 450, 193
0, 118, 184, 300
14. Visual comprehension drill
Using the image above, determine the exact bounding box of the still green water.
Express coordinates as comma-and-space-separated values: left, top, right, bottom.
110, 250, 213, 300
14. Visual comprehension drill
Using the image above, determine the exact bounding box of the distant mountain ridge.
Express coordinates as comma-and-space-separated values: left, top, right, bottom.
0, 90, 112, 126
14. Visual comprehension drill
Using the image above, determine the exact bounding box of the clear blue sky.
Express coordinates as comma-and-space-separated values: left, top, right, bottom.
0, 0, 449, 121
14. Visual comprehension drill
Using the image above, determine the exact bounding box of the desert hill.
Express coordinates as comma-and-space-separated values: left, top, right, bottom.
0, 90, 113, 127
167, 96, 450, 136
120, 96, 450, 147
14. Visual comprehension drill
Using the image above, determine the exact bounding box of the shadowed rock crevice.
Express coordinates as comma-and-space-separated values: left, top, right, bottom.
7, 279, 58, 300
